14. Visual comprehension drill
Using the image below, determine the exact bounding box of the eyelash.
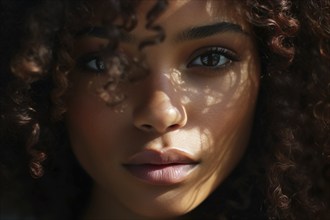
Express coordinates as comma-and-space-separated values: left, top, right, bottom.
77, 47, 239, 74
187, 47, 239, 70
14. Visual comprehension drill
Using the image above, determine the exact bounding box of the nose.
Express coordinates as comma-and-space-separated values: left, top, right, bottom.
132, 74, 187, 134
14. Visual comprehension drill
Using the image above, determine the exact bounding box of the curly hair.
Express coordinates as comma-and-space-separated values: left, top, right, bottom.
245, 1, 330, 219
1, 0, 329, 219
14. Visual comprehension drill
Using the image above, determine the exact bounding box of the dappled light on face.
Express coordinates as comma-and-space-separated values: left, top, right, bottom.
205, 0, 221, 17
80, 54, 153, 113
175, 115, 254, 211
205, 0, 243, 24
169, 68, 185, 86
201, 88, 224, 114
227, 55, 259, 107
149, 120, 253, 213
199, 72, 238, 114
64, 0, 262, 218
147, 127, 214, 214
140, 0, 190, 27
200, 59, 258, 115
167, 68, 193, 106
181, 95, 192, 106
164, 58, 259, 212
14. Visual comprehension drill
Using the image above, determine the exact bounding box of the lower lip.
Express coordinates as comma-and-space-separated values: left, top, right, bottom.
124, 164, 197, 185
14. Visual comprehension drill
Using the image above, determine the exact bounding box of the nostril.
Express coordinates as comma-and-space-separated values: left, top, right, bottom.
141, 124, 153, 131
139, 123, 180, 132
164, 124, 181, 132
168, 124, 180, 130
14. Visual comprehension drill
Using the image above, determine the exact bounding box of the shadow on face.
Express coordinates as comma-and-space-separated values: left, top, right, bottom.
65, 0, 260, 219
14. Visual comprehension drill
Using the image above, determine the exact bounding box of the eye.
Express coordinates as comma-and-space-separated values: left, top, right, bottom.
77, 54, 106, 73
187, 47, 238, 69
86, 57, 105, 72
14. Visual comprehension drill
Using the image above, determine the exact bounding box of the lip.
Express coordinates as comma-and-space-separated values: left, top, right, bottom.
123, 149, 199, 185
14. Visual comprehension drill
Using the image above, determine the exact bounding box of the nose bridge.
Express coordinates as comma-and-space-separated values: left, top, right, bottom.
141, 44, 181, 105
149, 67, 177, 99
132, 53, 187, 133
144, 44, 182, 94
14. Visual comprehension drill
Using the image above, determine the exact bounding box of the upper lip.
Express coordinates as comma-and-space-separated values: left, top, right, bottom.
123, 149, 198, 165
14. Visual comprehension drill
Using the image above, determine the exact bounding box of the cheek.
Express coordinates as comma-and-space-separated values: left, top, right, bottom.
65, 73, 123, 147
64, 81, 123, 176
209, 75, 258, 147
66, 80, 103, 146
193, 64, 259, 187
65, 96, 105, 173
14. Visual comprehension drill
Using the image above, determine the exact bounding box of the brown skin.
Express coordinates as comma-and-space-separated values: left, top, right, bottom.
65, 0, 260, 219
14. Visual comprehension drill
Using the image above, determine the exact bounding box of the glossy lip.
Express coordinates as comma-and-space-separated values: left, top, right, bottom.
123, 149, 199, 185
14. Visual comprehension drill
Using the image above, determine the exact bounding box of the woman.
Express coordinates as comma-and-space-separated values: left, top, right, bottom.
0, 0, 329, 219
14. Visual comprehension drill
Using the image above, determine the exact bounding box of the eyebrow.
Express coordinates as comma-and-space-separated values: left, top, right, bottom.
175, 22, 247, 42
75, 22, 247, 42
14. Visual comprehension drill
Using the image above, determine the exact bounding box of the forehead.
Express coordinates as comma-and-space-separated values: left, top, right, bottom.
87, 0, 249, 32
138, 0, 245, 22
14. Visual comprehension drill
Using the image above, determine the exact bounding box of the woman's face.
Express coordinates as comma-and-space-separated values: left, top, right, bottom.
66, 0, 260, 219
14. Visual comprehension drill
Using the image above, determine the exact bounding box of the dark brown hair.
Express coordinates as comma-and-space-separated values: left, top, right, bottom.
0, 0, 329, 219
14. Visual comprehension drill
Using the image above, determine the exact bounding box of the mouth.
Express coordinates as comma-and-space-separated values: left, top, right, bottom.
123, 149, 199, 185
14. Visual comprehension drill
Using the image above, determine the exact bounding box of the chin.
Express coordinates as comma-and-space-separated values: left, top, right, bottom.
129, 202, 196, 219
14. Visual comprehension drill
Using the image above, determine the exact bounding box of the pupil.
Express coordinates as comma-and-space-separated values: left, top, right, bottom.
201, 53, 220, 66
97, 59, 105, 70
